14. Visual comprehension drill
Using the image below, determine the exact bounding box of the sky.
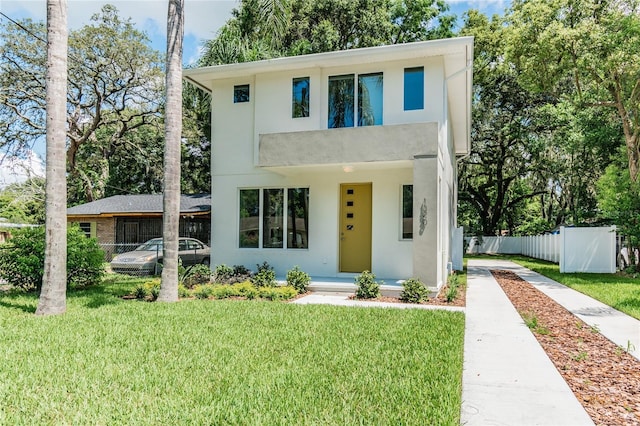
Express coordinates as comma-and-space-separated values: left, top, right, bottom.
0, 0, 510, 187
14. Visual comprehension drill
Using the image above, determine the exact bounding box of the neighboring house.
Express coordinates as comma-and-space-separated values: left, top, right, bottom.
67, 194, 211, 258
183, 37, 473, 290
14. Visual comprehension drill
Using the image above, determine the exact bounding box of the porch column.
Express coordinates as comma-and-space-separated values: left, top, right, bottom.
412, 155, 439, 289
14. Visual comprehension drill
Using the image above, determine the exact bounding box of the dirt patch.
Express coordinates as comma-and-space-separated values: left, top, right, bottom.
491, 269, 640, 426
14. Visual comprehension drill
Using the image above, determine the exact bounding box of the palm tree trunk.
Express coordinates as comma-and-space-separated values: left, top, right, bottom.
158, 0, 184, 302
36, 0, 68, 316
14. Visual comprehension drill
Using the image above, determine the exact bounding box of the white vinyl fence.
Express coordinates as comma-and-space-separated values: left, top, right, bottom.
465, 226, 617, 273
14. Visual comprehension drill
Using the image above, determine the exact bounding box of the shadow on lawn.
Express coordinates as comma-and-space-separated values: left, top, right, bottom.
0, 298, 36, 314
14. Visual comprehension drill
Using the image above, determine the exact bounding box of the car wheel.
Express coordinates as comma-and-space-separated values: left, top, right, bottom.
202, 257, 210, 267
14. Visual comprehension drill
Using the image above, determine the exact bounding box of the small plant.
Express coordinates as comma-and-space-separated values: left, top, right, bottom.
286, 266, 311, 293
520, 311, 550, 335
178, 284, 190, 298
212, 284, 235, 299
213, 264, 234, 283
133, 283, 148, 300
251, 261, 276, 287
259, 285, 298, 301
182, 264, 212, 288
589, 324, 601, 334
144, 280, 161, 301
193, 284, 214, 300
444, 273, 460, 302
233, 281, 259, 299
355, 271, 381, 299
572, 350, 588, 362
400, 278, 429, 303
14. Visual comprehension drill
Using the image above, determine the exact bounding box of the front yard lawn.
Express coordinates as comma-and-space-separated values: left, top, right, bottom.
0, 276, 465, 424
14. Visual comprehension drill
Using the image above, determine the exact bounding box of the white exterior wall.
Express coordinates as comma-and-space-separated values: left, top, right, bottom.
204, 44, 468, 286
211, 168, 413, 279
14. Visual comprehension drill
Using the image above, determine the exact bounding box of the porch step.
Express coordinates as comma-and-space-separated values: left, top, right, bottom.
307, 282, 404, 298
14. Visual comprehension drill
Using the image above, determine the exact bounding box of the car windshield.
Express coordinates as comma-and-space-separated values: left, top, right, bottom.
136, 240, 163, 251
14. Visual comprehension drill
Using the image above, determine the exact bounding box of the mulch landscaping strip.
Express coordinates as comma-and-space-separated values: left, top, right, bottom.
491, 269, 640, 426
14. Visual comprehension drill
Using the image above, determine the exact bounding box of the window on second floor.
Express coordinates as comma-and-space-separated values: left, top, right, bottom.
404, 67, 424, 111
234, 84, 250, 103
328, 72, 383, 128
292, 77, 310, 118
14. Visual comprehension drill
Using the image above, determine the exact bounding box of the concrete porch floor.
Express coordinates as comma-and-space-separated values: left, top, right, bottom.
277, 276, 431, 298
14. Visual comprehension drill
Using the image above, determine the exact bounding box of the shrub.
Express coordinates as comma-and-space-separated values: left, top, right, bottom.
445, 273, 460, 303
400, 278, 429, 303
233, 281, 258, 299
193, 284, 214, 300
178, 284, 190, 298
251, 261, 276, 287
355, 271, 381, 299
286, 266, 311, 293
259, 285, 298, 301
213, 264, 234, 283
145, 280, 161, 301
211, 284, 235, 299
0, 225, 104, 291
182, 264, 212, 288
133, 283, 148, 300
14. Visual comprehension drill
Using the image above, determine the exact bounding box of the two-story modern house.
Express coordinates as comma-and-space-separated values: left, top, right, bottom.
183, 36, 473, 290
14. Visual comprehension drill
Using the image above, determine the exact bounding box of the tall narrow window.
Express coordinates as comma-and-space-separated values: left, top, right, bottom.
358, 73, 383, 126
239, 189, 259, 247
263, 189, 284, 248
404, 67, 424, 111
328, 74, 354, 128
402, 185, 413, 239
287, 188, 309, 249
234, 84, 250, 103
292, 77, 310, 118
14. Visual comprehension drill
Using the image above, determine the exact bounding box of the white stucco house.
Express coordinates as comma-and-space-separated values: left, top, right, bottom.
183, 36, 473, 290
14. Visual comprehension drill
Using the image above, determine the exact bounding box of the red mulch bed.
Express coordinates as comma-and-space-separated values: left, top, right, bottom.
492, 269, 640, 426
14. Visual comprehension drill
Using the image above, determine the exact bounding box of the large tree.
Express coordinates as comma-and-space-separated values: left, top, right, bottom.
507, 0, 640, 182
36, 0, 67, 316
158, 0, 184, 302
0, 5, 164, 202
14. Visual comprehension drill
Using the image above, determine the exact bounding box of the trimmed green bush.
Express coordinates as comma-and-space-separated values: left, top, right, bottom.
182, 264, 212, 288
0, 225, 104, 291
259, 285, 298, 301
251, 261, 276, 287
193, 284, 214, 300
400, 278, 429, 303
286, 266, 311, 293
213, 264, 234, 283
355, 271, 381, 299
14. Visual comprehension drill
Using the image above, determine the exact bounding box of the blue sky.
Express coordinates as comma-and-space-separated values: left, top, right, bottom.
1, 0, 510, 66
0, 0, 509, 185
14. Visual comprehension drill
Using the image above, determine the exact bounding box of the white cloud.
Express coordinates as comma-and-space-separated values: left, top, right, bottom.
0, 151, 45, 189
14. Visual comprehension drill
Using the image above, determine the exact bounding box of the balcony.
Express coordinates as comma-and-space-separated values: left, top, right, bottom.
258, 122, 438, 169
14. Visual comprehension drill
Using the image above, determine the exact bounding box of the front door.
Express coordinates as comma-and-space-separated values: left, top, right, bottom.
339, 183, 372, 273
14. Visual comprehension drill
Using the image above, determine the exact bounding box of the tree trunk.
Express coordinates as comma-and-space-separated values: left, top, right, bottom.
36, 0, 68, 316
158, 0, 184, 302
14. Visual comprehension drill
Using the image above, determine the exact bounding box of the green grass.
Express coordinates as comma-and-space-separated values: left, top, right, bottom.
0, 275, 465, 425
469, 254, 640, 320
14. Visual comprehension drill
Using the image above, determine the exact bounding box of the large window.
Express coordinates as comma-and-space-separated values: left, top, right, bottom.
402, 185, 413, 239
328, 72, 383, 128
292, 77, 310, 118
239, 189, 259, 248
358, 73, 383, 126
404, 67, 424, 111
239, 188, 309, 249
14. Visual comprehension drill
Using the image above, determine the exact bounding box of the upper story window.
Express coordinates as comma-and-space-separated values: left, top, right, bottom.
292, 77, 310, 118
234, 84, 250, 103
328, 72, 383, 128
404, 67, 424, 111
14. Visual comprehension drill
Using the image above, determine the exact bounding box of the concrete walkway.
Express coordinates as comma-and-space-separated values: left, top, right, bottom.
462, 260, 594, 425
293, 259, 639, 425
